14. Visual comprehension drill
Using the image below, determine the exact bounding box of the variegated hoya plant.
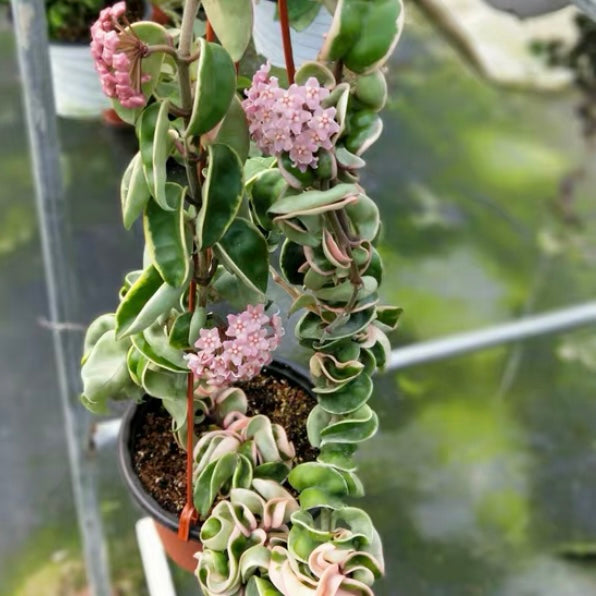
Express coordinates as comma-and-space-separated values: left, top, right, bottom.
80, 0, 404, 593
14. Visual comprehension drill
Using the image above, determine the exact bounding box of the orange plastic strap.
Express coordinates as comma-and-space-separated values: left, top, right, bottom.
178, 275, 198, 541
177, 11, 294, 540
278, 0, 295, 84
178, 503, 199, 541
177, 17, 216, 543
206, 21, 215, 42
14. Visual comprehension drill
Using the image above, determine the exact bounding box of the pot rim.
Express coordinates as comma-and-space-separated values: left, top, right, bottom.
117, 358, 312, 540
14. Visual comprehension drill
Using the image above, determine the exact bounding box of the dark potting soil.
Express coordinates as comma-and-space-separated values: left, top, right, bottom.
132, 370, 318, 514
133, 408, 187, 514
236, 373, 319, 466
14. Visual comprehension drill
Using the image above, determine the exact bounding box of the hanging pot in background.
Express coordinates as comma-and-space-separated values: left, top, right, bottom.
252, 0, 333, 69
482, 0, 569, 17
49, 44, 111, 119
49, 1, 152, 119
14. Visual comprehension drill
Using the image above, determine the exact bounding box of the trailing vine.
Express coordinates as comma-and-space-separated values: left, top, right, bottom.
80, 0, 406, 593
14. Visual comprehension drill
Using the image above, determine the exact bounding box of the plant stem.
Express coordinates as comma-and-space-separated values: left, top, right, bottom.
320, 508, 332, 532
145, 43, 177, 60
179, 0, 199, 59
178, 0, 202, 539
327, 210, 350, 247
269, 266, 320, 315
178, 0, 200, 203
334, 59, 343, 83
337, 209, 356, 243
326, 57, 364, 313
197, 249, 215, 308
278, 0, 295, 83
146, 44, 201, 63
327, 211, 363, 313
178, 1, 215, 299
168, 103, 190, 118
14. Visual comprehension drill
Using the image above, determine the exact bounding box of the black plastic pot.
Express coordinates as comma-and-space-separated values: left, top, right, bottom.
117, 359, 312, 571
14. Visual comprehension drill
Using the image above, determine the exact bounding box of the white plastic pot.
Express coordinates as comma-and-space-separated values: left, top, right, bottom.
252, 0, 333, 69
49, 43, 111, 119
482, 0, 570, 17
48, 1, 152, 119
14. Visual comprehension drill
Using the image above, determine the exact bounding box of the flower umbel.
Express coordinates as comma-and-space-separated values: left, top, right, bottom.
242, 63, 340, 171
90, 2, 149, 108
185, 304, 284, 389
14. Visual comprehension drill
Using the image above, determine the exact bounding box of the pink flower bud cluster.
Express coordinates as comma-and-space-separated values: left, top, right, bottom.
185, 305, 284, 389
242, 63, 340, 171
90, 2, 148, 109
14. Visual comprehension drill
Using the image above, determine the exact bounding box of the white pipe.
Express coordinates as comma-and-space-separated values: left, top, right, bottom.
389, 301, 596, 370
136, 518, 177, 596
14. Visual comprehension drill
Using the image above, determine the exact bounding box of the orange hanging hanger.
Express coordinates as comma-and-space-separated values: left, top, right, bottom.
206, 20, 215, 42
278, 0, 295, 84
178, 4, 296, 541
178, 17, 217, 543
178, 274, 198, 541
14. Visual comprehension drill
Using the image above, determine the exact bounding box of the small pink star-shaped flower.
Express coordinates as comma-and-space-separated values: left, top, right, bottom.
195, 328, 222, 352
275, 84, 306, 110
271, 126, 293, 153
226, 313, 253, 338
245, 304, 269, 326
308, 129, 333, 152
309, 107, 340, 136
289, 132, 318, 171
253, 62, 271, 85
222, 340, 245, 366
285, 108, 311, 136
304, 77, 330, 110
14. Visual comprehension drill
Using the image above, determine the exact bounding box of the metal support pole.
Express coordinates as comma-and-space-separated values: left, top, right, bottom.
389, 301, 596, 370
10, 1, 111, 594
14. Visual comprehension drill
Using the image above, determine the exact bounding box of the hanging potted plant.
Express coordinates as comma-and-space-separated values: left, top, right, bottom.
80, 0, 404, 591
45, 0, 151, 118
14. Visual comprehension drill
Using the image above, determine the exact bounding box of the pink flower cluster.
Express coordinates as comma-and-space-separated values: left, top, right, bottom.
242, 63, 340, 171
90, 2, 148, 109
185, 305, 284, 389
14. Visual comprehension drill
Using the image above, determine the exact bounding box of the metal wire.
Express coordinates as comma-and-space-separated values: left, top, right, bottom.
389, 301, 596, 370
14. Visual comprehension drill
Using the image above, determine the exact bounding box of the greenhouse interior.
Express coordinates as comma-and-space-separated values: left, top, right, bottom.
4, 0, 596, 595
